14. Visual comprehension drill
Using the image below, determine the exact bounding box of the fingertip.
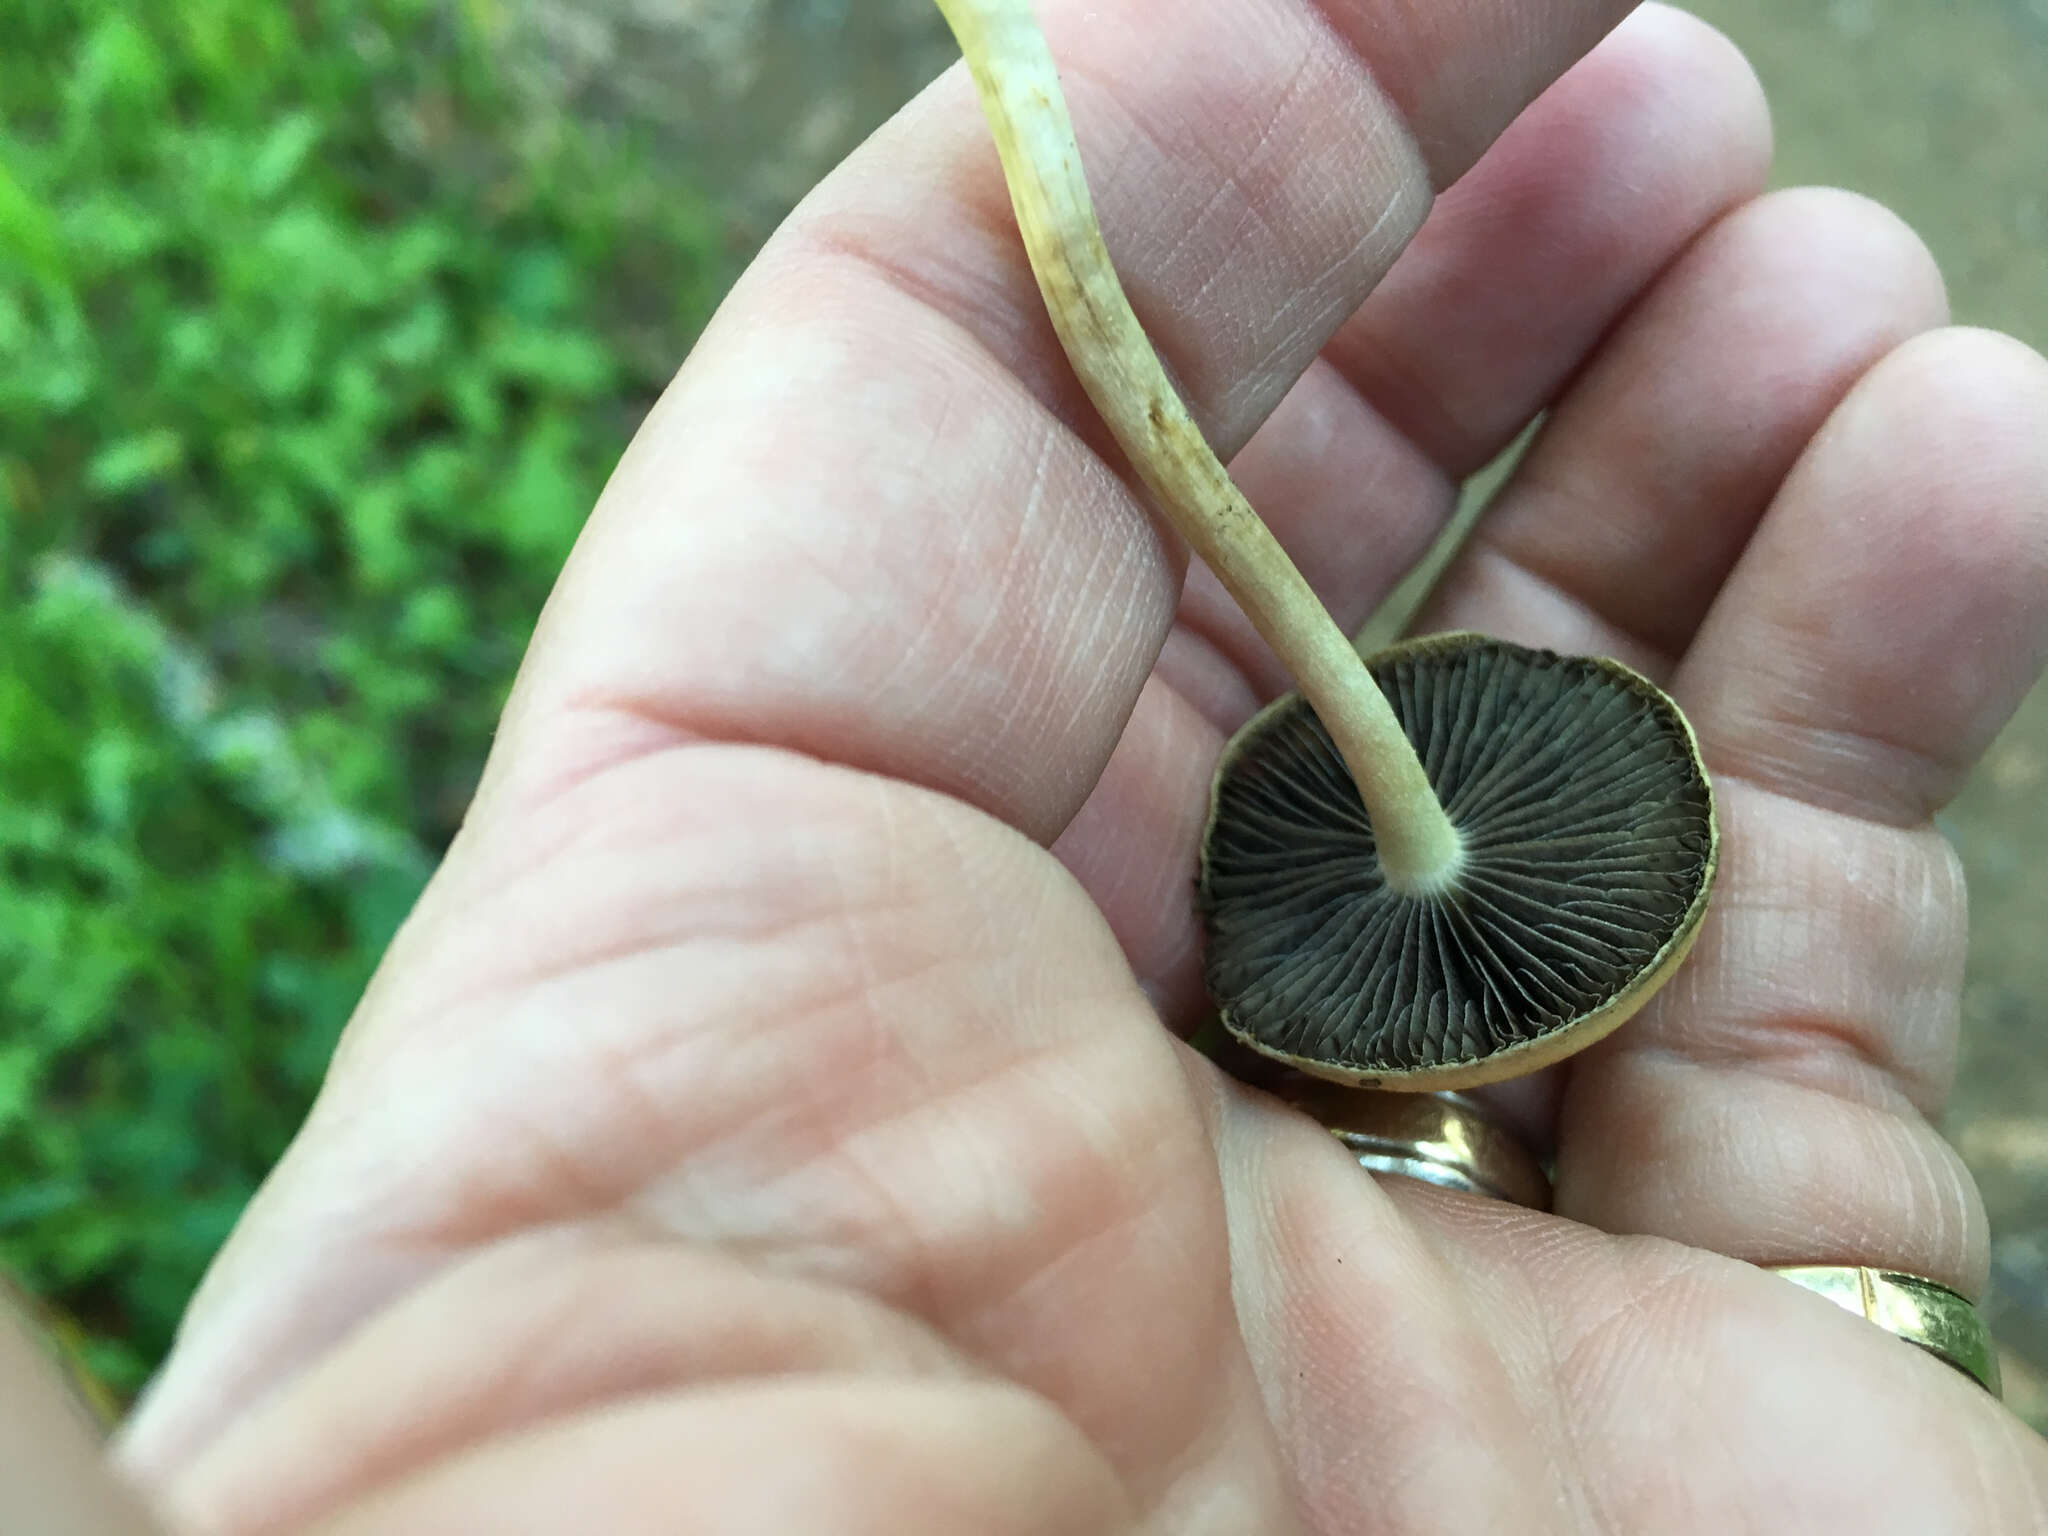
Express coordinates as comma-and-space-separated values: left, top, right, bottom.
1857, 323, 2048, 438
1808, 323, 2048, 634
1746, 185, 1949, 317
1668, 316, 2048, 825
1602, 2, 1775, 184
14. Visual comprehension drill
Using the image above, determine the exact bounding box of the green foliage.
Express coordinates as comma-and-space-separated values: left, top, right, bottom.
0, 0, 726, 1393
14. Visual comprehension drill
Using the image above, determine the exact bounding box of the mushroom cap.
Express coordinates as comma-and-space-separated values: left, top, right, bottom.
1198, 632, 1717, 1090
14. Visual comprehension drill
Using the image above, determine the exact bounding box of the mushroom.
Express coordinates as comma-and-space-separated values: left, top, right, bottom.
936, 0, 1719, 1088
1201, 632, 1715, 1088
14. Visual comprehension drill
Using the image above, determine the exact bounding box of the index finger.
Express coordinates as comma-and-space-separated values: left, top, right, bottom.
475, 0, 1640, 846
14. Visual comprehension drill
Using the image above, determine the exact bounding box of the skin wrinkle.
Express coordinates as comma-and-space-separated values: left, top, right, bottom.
627, 962, 1190, 1343
328, 754, 748, 1086
809, 1053, 1258, 1524
1163, 50, 1315, 314
296, 1379, 1135, 1536
1016, 505, 1167, 822
540, 291, 1172, 844
942, 1136, 1198, 1448
636, 1089, 986, 1322
272, 1247, 644, 1525
884, 423, 1052, 783
1222, 1112, 1567, 1536
174, 1234, 998, 1536
1231, 184, 1402, 425
1482, 1240, 1615, 1536
997, 470, 1182, 818
339, 771, 1068, 1269
775, 117, 1113, 416
366, 764, 946, 1116
1888, 1120, 1975, 1293
1548, 1256, 1717, 1479
777, 221, 1092, 454
1060, 6, 1429, 432
1196, 98, 1426, 429
383, 756, 936, 1024
1562, 1056, 1989, 1290
1034, 67, 1287, 431
1632, 776, 1965, 1111
1295, 0, 1461, 187
1385, 1203, 1593, 1532
1713, 709, 1990, 829
1092, 533, 1179, 711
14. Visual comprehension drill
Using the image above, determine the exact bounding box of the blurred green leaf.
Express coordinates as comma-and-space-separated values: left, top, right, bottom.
247, 112, 320, 200
0, 0, 728, 1396
0, 1045, 41, 1135
65, 13, 171, 124
84, 429, 184, 497
0, 152, 67, 287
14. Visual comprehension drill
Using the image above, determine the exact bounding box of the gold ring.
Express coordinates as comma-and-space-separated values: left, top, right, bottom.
1280, 1080, 1552, 1211
1769, 1265, 2001, 1397
1198, 1026, 1550, 1208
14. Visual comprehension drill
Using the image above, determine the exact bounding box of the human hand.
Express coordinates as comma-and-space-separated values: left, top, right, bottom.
75, 2, 2048, 1531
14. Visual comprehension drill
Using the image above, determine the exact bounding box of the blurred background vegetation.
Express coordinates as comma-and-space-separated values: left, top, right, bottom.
0, 0, 728, 1396
3, 0, 2046, 1426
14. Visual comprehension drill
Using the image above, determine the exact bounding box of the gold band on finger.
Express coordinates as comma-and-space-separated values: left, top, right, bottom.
1282, 1081, 1553, 1211
1769, 1265, 2002, 1398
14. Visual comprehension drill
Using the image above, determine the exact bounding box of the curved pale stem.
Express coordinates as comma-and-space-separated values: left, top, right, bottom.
933, 0, 1462, 891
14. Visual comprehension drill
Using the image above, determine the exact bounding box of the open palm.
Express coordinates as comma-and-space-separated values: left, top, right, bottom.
104, 4, 2048, 1532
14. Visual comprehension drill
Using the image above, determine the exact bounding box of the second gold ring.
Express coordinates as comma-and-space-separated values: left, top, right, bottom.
1282, 1081, 1552, 1212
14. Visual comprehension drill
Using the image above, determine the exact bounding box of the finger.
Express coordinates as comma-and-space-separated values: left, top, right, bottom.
1675, 328, 2048, 825
307, 1378, 1134, 1536
1556, 327, 2048, 1288
164, 1223, 975, 1535
1320, 3, 1769, 479
1223, 1136, 2048, 1536
474, 0, 1640, 851
1050, 673, 1219, 1027
1209, 1090, 1583, 1536
1171, 3, 1773, 709
1415, 186, 1950, 670
0, 1297, 161, 1535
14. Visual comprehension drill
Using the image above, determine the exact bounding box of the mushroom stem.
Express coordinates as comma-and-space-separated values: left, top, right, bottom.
934, 0, 1462, 892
